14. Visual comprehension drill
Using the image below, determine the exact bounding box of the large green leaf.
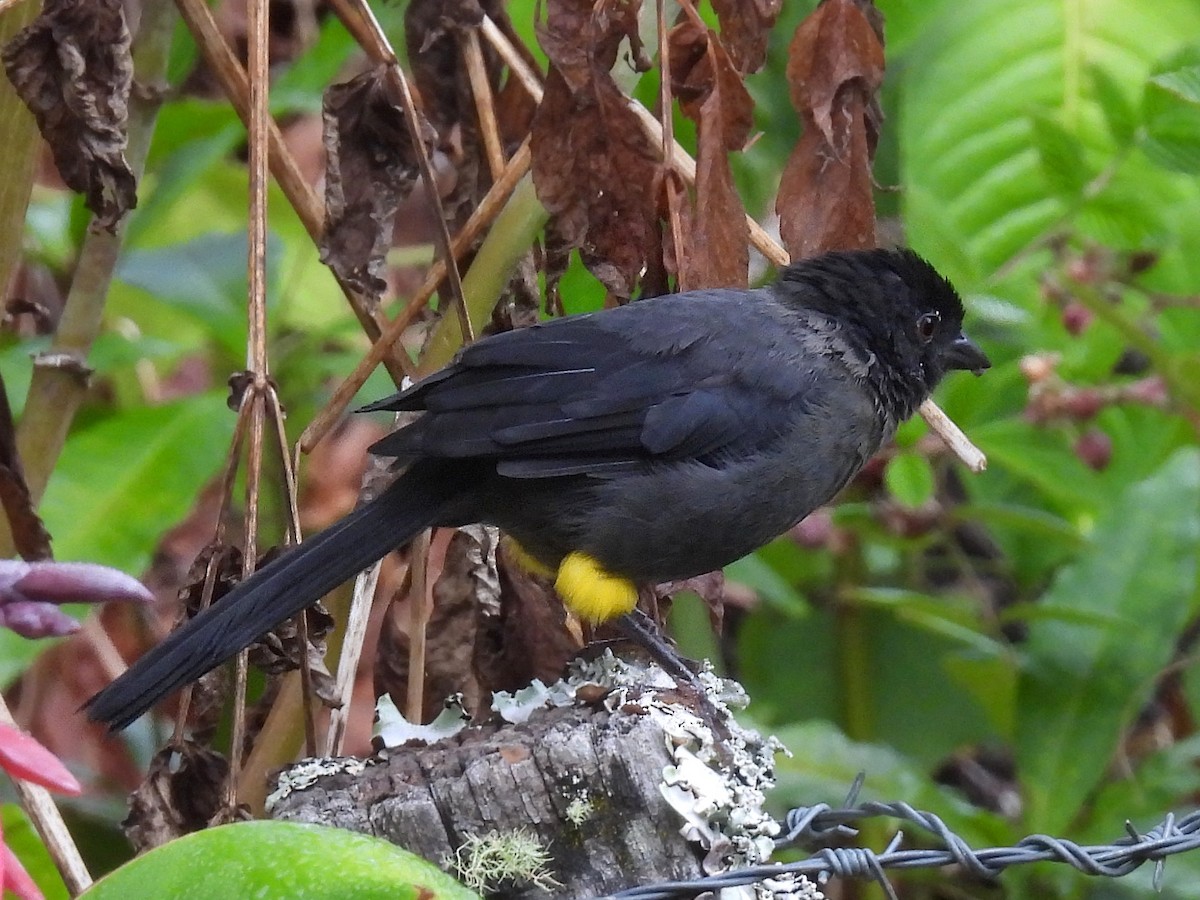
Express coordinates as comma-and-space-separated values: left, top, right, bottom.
1143, 47, 1200, 173
114, 233, 282, 357
739, 601, 1000, 766
39, 392, 235, 573
770, 720, 1012, 849
81, 821, 478, 899
897, 0, 1200, 292
1014, 448, 1200, 834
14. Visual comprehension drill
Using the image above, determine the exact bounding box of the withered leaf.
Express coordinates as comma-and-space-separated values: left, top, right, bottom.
0, 372, 50, 562
249, 600, 338, 707
123, 742, 229, 852
668, 14, 752, 290
405, 0, 489, 134
530, 0, 659, 300
404, 0, 504, 228
1, 0, 136, 229
320, 66, 435, 301
482, 539, 579, 694
179, 543, 242, 619
710, 0, 783, 74
776, 0, 885, 260
376, 526, 494, 721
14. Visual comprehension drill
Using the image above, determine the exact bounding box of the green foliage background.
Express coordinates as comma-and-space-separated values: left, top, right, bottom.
4, 0, 1200, 896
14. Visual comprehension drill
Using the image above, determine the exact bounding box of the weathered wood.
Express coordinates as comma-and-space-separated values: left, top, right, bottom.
268, 703, 709, 897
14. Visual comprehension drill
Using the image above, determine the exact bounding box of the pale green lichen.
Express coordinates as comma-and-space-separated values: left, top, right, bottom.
564, 791, 595, 826
451, 829, 559, 893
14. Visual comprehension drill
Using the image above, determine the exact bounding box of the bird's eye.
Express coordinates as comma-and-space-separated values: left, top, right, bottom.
916, 312, 940, 344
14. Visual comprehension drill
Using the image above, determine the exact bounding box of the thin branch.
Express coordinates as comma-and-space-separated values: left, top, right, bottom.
479, 15, 544, 102
404, 529, 431, 722
266, 387, 317, 754
656, 0, 687, 277
323, 559, 385, 756
222, 0, 273, 808
227, 389, 265, 810
462, 28, 506, 180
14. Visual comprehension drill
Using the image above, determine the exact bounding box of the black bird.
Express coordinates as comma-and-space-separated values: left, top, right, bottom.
86, 248, 990, 730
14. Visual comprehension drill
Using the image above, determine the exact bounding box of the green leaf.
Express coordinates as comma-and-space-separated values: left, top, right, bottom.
1143, 50, 1200, 173
900, 0, 1200, 287
883, 452, 935, 508
114, 233, 282, 356
1089, 64, 1140, 145
3, 805, 69, 899
1030, 111, 1088, 197
1015, 448, 1200, 834
271, 16, 360, 115
1151, 64, 1200, 104
851, 588, 1007, 657
971, 419, 1101, 514
127, 127, 243, 249
725, 553, 808, 615
0, 632, 45, 687
80, 821, 478, 899
739, 604, 999, 765
40, 392, 235, 573
770, 720, 1013, 848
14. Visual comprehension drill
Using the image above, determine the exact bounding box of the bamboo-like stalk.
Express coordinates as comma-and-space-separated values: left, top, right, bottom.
3, 0, 176, 560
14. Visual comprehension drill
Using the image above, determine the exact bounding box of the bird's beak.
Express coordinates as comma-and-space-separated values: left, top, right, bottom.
943, 332, 991, 375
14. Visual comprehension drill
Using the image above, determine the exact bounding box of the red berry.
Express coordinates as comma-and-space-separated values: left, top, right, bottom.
1075, 429, 1113, 471
1061, 302, 1093, 336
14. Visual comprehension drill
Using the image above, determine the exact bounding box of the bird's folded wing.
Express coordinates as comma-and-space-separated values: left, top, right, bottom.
365, 295, 822, 477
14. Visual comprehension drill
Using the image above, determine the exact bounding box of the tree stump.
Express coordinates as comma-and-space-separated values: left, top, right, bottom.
267, 659, 782, 898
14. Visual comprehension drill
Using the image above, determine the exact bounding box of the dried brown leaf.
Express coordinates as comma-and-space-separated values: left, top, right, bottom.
0, 373, 50, 561
530, 0, 659, 299
405, 0, 489, 133
710, 0, 783, 74
483, 542, 579, 691
668, 15, 751, 290
320, 66, 435, 300
122, 742, 229, 852
376, 526, 501, 721
656, 570, 726, 635
1, 0, 136, 228
405, 0, 511, 229
249, 600, 338, 706
776, 0, 885, 259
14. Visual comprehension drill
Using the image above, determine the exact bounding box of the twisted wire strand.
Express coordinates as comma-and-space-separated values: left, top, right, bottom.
605, 800, 1200, 899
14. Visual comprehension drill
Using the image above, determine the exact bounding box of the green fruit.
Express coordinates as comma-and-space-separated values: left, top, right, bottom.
82, 821, 479, 900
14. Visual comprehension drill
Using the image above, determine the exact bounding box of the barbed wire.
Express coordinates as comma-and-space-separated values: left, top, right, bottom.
606, 778, 1200, 900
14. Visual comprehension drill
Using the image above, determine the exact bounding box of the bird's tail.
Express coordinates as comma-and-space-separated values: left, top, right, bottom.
85, 466, 460, 730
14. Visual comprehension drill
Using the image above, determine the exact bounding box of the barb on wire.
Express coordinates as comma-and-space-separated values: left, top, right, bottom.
606, 791, 1200, 899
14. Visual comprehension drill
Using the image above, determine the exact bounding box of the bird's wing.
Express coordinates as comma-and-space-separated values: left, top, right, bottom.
366, 292, 829, 478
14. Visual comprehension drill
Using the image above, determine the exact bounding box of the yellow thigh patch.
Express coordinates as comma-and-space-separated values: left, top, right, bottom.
554, 552, 638, 623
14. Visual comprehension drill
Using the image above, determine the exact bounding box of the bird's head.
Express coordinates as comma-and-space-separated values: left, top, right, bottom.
779, 248, 990, 417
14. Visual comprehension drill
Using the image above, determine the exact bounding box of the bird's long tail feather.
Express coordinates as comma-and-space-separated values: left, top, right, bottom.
85, 467, 459, 730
